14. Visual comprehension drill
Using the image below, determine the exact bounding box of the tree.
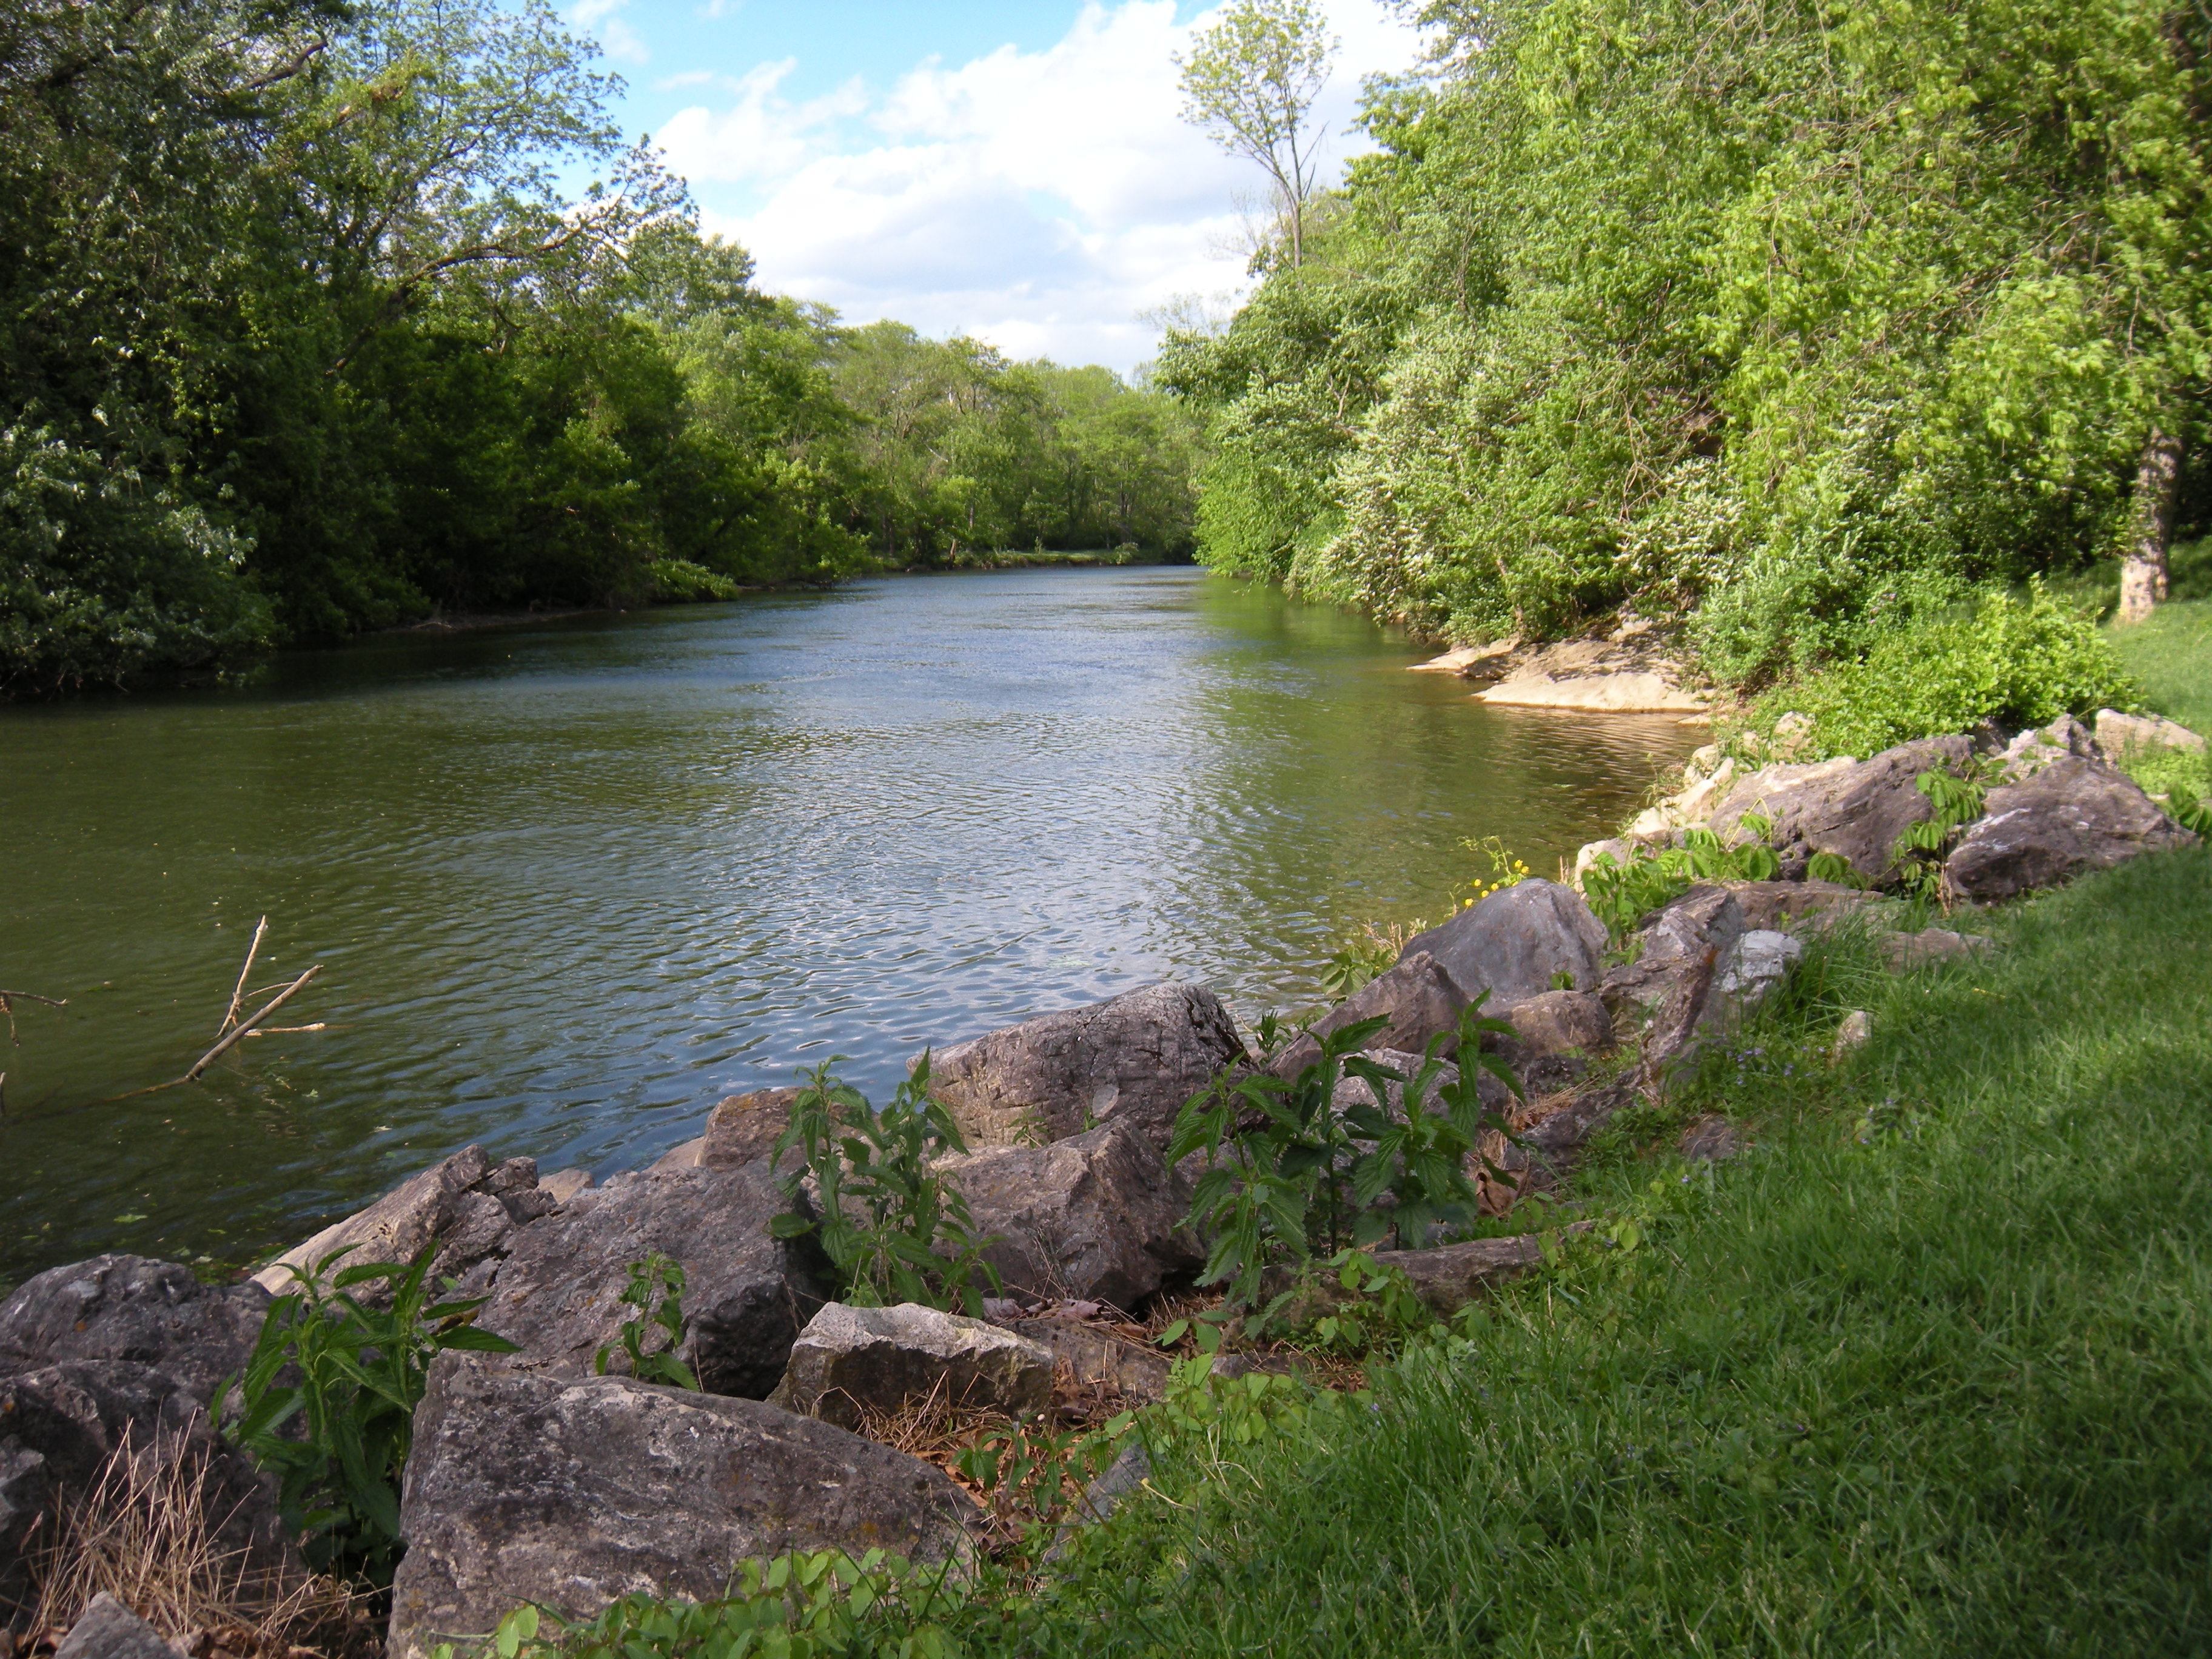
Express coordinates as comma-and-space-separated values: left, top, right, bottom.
1175, 0, 1339, 269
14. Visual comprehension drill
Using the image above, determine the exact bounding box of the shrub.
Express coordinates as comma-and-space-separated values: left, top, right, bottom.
769, 1056, 1002, 1315
1749, 582, 2139, 760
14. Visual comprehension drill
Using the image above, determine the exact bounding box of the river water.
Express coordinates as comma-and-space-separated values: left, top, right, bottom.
0, 569, 1696, 1288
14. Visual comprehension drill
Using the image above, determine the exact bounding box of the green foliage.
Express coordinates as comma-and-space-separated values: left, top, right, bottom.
1175, 0, 1338, 267
1167, 0, 2212, 674
459, 1548, 974, 1659
1891, 768, 1991, 900
1167, 1005, 1521, 1306
1749, 584, 2143, 760
769, 1056, 1002, 1315
223, 1244, 520, 1581
1580, 819, 1781, 941
592, 1253, 699, 1390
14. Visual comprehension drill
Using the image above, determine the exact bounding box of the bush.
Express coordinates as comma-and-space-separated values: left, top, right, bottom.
1748, 582, 2139, 760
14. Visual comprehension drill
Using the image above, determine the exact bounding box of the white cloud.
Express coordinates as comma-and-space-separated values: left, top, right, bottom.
568, 0, 648, 64
670, 1, 1426, 373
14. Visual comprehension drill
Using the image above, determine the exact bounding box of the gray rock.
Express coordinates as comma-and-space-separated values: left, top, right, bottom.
1883, 928, 1994, 969
923, 983, 1250, 1152
476, 1162, 834, 1399
1572, 838, 1634, 891
1715, 930, 1803, 1005
701, 1087, 807, 1171
0, 1362, 298, 1623
1010, 1318, 1171, 1404
1944, 756, 2198, 902
766, 1302, 1052, 1429
537, 1169, 594, 1204
389, 1357, 978, 1659
1995, 713, 2102, 781
1709, 736, 1976, 885
252, 1147, 555, 1298
1396, 880, 1608, 1014
2096, 708, 2205, 757
1599, 886, 1746, 1028
935, 1119, 1201, 1309
1267, 953, 1472, 1080
1714, 879, 1873, 933
1832, 1010, 1873, 1060
1502, 991, 1613, 1057
54, 1594, 175, 1659
0, 1256, 269, 1406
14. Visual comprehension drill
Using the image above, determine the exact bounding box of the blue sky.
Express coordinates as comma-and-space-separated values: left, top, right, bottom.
565, 1, 1430, 372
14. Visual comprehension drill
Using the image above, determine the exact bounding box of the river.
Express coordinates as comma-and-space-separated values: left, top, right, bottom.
0, 568, 1697, 1288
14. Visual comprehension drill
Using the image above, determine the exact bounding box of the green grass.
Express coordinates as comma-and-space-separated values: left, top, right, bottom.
2110, 595, 2212, 739
1029, 850, 2212, 1656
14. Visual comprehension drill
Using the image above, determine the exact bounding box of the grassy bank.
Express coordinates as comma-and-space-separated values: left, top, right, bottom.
1028, 848, 2212, 1655
2111, 596, 2212, 738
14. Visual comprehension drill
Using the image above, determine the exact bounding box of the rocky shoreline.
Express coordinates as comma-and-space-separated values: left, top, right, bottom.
2, 703, 2202, 1658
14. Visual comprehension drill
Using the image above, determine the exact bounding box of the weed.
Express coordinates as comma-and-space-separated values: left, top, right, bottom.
592, 1253, 697, 1390
1581, 816, 1781, 940
223, 1246, 518, 1583
1894, 766, 1988, 901
769, 1055, 1002, 1315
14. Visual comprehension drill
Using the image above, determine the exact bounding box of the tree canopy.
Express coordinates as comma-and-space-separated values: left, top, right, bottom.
1, 0, 1201, 691
1162, 0, 2212, 685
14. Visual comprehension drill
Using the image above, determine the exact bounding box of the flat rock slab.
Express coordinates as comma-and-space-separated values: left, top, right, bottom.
768, 1302, 1052, 1429
477, 1162, 834, 1399
1714, 879, 1873, 934
1259, 1236, 1546, 1322
1475, 672, 1708, 713
1945, 756, 2197, 901
1009, 1318, 1171, 1404
924, 982, 1250, 1151
0, 1255, 269, 1406
0, 1361, 298, 1621
390, 1358, 978, 1659
935, 1120, 1201, 1309
1399, 880, 1607, 1015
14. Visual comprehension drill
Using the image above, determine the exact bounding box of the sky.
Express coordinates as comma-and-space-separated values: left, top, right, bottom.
567, 1, 1432, 373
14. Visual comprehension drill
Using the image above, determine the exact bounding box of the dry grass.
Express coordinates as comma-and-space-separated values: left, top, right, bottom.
16, 1431, 368, 1659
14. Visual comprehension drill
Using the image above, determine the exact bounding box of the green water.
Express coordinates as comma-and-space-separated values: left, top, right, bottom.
0, 569, 1695, 1289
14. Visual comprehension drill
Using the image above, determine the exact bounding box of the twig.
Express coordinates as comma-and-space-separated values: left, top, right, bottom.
243, 1023, 327, 1036
0, 989, 66, 1049
180, 967, 321, 1084
217, 917, 270, 1037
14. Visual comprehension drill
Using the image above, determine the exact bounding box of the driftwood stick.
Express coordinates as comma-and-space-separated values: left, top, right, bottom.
243, 1022, 327, 1036
0, 991, 65, 1007
218, 917, 270, 1037
181, 966, 321, 1083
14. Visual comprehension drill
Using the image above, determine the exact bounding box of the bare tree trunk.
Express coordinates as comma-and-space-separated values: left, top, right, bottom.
2117, 423, 2182, 625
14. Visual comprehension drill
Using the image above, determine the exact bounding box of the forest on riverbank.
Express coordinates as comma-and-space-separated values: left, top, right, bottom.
1161, 0, 2212, 686
0, 0, 1203, 691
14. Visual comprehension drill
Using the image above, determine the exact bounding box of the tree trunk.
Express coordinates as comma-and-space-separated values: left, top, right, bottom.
2117, 423, 2182, 625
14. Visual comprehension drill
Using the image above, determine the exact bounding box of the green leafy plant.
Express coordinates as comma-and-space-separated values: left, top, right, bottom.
1892, 768, 1989, 901
223, 1245, 520, 1581
954, 1414, 1124, 1539
1581, 817, 1783, 942
769, 1054, 1002, 1314
594, 1253, 698, 1389
1806, 850, 1865, 888
1166, 1002, 1523, 1309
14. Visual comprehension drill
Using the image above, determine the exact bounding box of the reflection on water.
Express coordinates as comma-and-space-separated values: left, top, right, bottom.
0, 569, 1695, 1285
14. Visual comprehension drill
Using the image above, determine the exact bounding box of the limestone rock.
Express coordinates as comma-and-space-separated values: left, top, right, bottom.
1715, 930, 1803, 1006
1995, 713, 2102, 782
1265, 953, 1472, 1079
1573, 838, 1633, 891
923, 983, 1250, 1151
53, 1594, 175, 1659
766, 1302, 1052, 1429
1709, 736, 1976, 885
1883, 928, 1994, 970
1408, 639, 1515, 675
389, 1358, 977, 1659
1009, 1318, 1171, 1403
1832, 1010, 1873, 1061
702, 1087, 806, 1170
1944, 756, 2197, 902
0, 1256, 269, 1406
1714, 879, 1872, 934
537, 1170, 594, 1204
1398, 880, 1607, 1016
1, 1362, 298, 1623
936, 1120, 1198, 1309
1598, 886, 1746, 1025
1475, 672, 1709, 713
476, 1162, 834, 1399
1502, 991, 1612, 1057
2096, 708, 2205, 757
252, 1147, 555, 1298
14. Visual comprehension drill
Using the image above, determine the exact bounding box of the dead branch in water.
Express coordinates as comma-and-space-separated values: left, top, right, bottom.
216, 917, 269, 1037
241, 1023, 327, 1036
1, 988, 67, 1048
181, 968, 321, 1084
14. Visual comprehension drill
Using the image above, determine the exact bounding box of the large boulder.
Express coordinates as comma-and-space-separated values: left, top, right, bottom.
923, 984, 1250, 1152
934, 1119, 1201, 1309
1, 1362, 298, 1625
648, 1087, 806, 1177
252, 1147, 560, 1298
1943, 756, 2197, 902
1396, 881, 1607, 1014
475, 1162, 834, 1399
389, 1357, 978, 1659
0, 1256, 269, 1406
1598, 886, 1745, 1027
1267, 953, 1470, 1081
1709, 736, 1976, 885
766, 1302, 1053, 1429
